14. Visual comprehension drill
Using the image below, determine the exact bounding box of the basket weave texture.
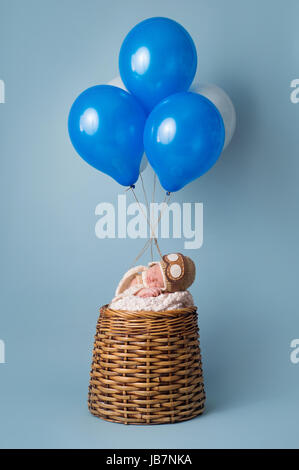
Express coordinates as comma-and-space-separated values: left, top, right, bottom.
88, 305, 205, 425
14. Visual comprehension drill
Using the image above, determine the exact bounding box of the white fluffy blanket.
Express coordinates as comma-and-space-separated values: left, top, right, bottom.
109, 286, 194, 312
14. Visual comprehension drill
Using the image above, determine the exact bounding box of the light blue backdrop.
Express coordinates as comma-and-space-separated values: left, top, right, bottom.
0, 0, 298, 449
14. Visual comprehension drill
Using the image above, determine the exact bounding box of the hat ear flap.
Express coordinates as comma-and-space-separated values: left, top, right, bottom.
115, 266, 147, 296
158, 263, 167, 291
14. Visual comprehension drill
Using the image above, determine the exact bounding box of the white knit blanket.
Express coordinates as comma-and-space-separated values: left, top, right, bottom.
109, 287, 194, 312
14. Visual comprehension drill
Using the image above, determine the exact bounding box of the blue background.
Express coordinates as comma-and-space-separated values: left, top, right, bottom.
0, 0, 299, 449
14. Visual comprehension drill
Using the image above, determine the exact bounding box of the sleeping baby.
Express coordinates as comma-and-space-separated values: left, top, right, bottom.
109, 253, 196, 312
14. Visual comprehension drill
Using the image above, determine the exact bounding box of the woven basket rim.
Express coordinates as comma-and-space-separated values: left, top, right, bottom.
100, 304, 197, 319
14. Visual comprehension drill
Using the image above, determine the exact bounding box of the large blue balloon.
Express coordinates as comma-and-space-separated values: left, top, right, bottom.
144, 92, 225, 192
68, 85, 146, 186
119, 17, 197, 112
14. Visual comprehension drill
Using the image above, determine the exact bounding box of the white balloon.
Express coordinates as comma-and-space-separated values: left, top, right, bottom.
108, 75, 127, 91
190, 82, 236, 150
108, 76, 147, 173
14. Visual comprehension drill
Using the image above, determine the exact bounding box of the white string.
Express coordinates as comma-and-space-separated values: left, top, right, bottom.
131, 192, 172, 265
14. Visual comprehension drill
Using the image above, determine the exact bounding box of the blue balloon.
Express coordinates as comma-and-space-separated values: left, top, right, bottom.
144, 92, 225, 192
68, 85, 147, 186
119, 17, 197, 112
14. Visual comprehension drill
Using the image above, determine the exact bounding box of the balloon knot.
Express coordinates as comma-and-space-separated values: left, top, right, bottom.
130, 184, 135, 189
166, 191, 171, 196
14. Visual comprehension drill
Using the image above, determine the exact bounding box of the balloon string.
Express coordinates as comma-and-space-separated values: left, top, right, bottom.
136, 192, 172, 263
130, 186, 163, 260
139, 171, 153, 262
151, 173, 157, 261
131, 191, 172, 266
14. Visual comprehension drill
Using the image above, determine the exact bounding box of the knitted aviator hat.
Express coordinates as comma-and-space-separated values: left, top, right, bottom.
147, 253, 196, 292
115, 253, 196, 296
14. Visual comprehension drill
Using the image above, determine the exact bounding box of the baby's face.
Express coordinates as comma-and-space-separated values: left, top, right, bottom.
146, 264, 164, 288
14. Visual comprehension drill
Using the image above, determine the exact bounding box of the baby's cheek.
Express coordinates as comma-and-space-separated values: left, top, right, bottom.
157, 271, 164, 286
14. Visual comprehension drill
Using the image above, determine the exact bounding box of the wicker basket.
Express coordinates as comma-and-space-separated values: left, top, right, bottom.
88, 305, 205, 425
